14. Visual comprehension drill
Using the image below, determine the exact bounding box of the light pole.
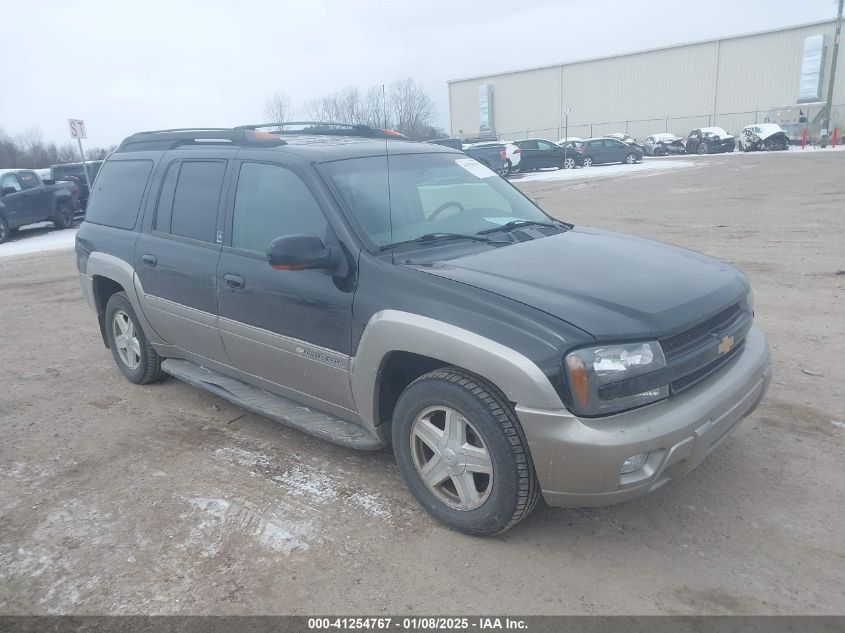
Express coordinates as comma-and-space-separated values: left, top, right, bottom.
562, 104, 572, 167
822, 0, 844, 134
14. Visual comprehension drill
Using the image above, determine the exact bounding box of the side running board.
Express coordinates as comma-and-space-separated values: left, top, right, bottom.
161, 359, 383, 450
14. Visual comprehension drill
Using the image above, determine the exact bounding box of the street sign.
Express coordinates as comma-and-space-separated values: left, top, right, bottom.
68, 119, 92, 193
563, 104, 573, 117
68, 119, 87, 139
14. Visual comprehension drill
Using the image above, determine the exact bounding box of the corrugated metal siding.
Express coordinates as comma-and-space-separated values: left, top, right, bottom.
560, 41, 718, 140
449, 20, 842, 140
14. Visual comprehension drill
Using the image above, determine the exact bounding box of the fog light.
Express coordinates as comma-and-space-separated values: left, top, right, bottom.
620, 452, 648, 474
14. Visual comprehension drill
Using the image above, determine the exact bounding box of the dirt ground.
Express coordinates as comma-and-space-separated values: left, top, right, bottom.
1, 150, 843, 615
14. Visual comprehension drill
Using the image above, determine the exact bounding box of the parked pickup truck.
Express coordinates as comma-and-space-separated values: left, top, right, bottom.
50, 160, 104, 210
0, 169, 79, 243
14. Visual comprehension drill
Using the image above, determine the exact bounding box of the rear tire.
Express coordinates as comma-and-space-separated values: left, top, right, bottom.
53, 202, 74, 229
104, 292, 162, 385
0, 216, 9, 244
392, 367, 540, 536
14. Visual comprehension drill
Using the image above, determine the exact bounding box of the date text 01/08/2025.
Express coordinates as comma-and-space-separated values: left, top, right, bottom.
307, 617, 528, 630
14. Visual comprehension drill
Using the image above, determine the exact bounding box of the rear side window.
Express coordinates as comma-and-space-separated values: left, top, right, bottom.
18, 171, 38, 189
85, 160, 153, 230
156, 160, 226, 243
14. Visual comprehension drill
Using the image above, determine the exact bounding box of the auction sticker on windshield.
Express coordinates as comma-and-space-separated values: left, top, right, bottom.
455, 158, 496, 179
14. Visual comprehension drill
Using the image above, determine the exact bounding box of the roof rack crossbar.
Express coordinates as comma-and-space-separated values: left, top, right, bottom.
236, 121, 371, 131
115, 122, 408, 153
116, 128, 288, 152
135, 127, 233, 134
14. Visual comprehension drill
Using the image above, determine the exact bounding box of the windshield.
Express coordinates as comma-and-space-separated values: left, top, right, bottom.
321, 152, 553, 248
701, 127, 729, 138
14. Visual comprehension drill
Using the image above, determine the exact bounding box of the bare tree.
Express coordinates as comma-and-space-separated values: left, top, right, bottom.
303, 79, 438, 138
264, 91, 292, 125
305, 86, 367, 124
57, 144, 78, 163
387, 78, 437, 140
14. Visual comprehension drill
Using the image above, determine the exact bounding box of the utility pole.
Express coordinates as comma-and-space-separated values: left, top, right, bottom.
822, 0, 844, 133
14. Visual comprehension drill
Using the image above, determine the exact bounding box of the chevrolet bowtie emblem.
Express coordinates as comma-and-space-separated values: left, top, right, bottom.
718, 335, 735, 355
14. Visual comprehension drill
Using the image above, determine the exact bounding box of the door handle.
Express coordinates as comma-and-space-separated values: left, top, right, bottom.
141, 254, 157, 267
223, 273, 245, 290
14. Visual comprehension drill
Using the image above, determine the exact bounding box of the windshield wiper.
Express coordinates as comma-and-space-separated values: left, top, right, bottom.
476, 219, 566, 235
382, 232, 510, 249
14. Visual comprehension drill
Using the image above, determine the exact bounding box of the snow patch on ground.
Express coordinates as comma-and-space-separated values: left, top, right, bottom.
0, 227, 77, 259
187, 496, 311, 556
272, 464, 340, 504
513, 159, 695, 183
347, 491, 392, 519
0, 500, 110, 614
213, 447, 274, 469
212, 445, 393, 519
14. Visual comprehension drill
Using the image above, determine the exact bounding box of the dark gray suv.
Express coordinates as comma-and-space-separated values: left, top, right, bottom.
76, 123, 771, 535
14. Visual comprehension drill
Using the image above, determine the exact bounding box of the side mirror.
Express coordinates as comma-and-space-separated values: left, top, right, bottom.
266, 234, 340, 271
1, 187, 17, 196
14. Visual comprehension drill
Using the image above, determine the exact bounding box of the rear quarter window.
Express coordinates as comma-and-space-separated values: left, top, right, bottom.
85, 160, 153, 230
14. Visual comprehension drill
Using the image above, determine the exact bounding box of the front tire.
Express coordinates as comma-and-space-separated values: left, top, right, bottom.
105, 292, 162, 384
697, 142, 708, 155
0, 216, 9, 244
563, 156, 575, 169
625, 152, 637, 164
583, 156, 593, 167
53, 202, 74, 229
392, 367, 540, 536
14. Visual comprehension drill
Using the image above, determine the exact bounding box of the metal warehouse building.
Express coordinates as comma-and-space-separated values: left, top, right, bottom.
448, 20, 844, 143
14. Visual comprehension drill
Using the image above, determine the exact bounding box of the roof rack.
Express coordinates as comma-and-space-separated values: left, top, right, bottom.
116, 122, 408, 153
116, 127, 288, 152
237, 121, 407, 139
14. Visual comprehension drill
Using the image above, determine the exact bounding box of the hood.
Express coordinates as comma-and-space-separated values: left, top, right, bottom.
407, 227, 748, 341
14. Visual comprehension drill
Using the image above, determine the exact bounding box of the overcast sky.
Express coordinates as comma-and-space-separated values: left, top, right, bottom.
1, 0, 838, 148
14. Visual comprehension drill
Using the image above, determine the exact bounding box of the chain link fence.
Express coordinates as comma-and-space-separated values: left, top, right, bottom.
492, 104, 845, 146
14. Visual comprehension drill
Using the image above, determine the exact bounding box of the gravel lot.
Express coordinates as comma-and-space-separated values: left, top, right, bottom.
1, 150, 843, 615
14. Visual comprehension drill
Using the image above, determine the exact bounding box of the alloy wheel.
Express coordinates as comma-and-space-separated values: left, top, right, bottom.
410, 405, 493, 511
112, 310, 141, 370
564, 157, 575, 169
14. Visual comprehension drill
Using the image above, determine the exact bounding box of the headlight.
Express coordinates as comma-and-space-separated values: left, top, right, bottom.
564, 341, 668, 416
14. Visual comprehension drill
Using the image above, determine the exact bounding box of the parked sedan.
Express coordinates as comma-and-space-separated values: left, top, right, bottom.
686, 127, 735, 154
513, 138, 574, 171
737, 124, 789, 151
580, 138, 643, 166
643, 133, 686, 156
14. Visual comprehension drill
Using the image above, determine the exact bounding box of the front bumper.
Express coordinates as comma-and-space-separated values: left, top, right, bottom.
516, 326, 772, 507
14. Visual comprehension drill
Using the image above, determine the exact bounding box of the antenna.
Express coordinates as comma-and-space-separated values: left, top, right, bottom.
383, 83, 394, 252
